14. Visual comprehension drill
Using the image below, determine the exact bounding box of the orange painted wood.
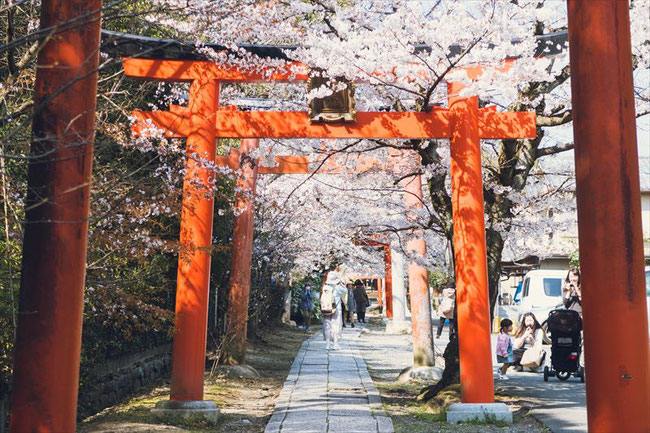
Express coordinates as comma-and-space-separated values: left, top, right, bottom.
132, 109, 534, 141
123, 58, 309, 82
214, 155, 240, 170
478, 111, 536, 139
132, 110, 189, 138
258, 156, 310, 174
214, 154, 309, 174
402, 170, 435, 367
170, 104, 189, 115
449, 94, 495, 403
9, 0, 102, 431
568, 1, 650, 431
169, 79, 219, 402
384, 248, 393, 319
224, 139, 260, 364
215, 110, 453, 139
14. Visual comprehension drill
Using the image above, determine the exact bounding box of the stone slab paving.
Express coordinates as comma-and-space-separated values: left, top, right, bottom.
265, 327, 394, 433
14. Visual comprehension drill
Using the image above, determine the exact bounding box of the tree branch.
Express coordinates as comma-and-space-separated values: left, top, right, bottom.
537, 110, 572, 126
536, 141, 574, 158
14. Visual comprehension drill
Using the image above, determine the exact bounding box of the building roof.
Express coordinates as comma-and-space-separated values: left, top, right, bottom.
100, 29, 568, 61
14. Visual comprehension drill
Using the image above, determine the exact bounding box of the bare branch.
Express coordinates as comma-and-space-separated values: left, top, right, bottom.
536, 141, 574, 158
537, 110, 572, 126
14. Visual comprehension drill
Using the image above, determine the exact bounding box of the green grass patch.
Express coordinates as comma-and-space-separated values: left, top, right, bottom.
412, 405, 447, 422
458, 414, 510, 428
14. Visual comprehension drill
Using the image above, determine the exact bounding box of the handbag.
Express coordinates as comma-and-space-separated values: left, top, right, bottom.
520, 346, 544, 367
439, 298, 454, 317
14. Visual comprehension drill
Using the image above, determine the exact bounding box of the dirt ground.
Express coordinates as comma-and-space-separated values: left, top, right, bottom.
358, 316, 549, 433
80, 314, 551, 433
79, 324, 311, 433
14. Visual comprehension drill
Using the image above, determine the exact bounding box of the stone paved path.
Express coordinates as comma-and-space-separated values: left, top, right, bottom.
264, 327, 394, 433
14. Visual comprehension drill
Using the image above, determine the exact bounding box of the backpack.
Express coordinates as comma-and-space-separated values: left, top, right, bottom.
439, 297, 454, 317
320, 285, 336, 315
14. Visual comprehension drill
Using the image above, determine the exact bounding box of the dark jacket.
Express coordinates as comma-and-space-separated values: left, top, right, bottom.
563, 295, 582, 315
353, 286, 369, 312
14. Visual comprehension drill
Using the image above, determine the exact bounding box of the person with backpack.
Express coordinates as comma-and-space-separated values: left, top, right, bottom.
300, 284, 315, 331
436, 282, 456, 338
321, 273, 347, 350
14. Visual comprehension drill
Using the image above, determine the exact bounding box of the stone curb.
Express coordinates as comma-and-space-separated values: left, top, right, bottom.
349, 339, 394, 431
264, 336, 315, 433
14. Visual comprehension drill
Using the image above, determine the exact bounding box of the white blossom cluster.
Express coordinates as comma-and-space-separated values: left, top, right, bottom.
115, 0, 649, 278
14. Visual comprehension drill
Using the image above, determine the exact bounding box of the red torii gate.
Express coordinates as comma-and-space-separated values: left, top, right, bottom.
125, 56, 535, 410
353, 238, 393, 318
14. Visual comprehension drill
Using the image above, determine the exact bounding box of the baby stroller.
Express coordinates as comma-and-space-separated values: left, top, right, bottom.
543, 309, 585, 382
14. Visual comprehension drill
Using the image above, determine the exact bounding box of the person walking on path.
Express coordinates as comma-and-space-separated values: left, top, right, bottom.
346, 282, 356, 327
299, 284, 315, 331
321, 273, 347, 350
513, 312, 545, 371
495, 318, 514, 380
341, 285, 348, 328
436, 282, 456, 338
353, 280, 369, 323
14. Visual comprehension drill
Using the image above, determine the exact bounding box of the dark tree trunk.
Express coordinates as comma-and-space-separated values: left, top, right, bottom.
417, 329, 459, 401
486, 227, 505, 320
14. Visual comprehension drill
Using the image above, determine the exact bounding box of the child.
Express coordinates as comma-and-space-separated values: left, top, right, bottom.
495, 318, 514, 380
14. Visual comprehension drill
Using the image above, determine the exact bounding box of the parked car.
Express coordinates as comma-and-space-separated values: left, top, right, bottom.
516, 267, 650, 330
518, 269, 567, 325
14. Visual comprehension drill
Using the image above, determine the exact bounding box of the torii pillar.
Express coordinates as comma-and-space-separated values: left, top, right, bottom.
148, 78, 222, 421
446, 78, 535, 416
377, 276, 384, 312
353, 239, 393, 318
402, 170, 436, 367
9, 1, 102, 431
222, 139, 260, 365
384, 247, 393, 318
129, 90, 309, 417
215, 143, 308, 366
128, 80, 223, 419
567, 1, 650, 431
386, 245, 411, 334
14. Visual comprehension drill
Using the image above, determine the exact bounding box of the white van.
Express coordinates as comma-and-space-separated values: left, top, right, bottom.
519, 269, 567, 323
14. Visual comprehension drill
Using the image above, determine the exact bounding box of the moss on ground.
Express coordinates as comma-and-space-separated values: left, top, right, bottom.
360, 317, 549, 433
79, 324, 311, 433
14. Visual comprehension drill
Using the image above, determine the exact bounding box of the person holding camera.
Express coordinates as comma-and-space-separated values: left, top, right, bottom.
562, 267, 582, 314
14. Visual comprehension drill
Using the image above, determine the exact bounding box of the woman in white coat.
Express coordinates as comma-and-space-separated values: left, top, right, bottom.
321, 272, 348, 350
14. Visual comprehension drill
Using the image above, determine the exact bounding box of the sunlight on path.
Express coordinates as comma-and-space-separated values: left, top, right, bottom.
264, 327, 393, 433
